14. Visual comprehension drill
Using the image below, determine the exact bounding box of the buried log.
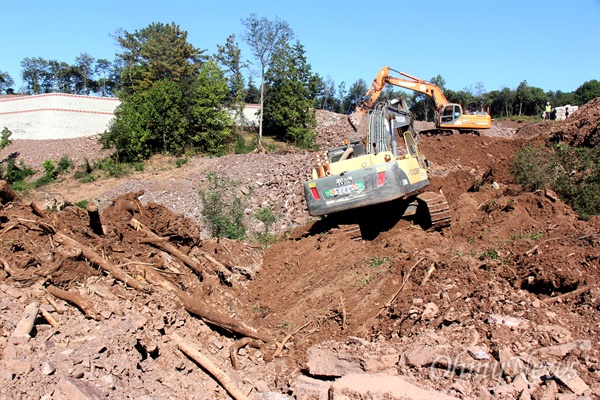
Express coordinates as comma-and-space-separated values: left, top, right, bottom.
0, 180, 19, 204
46, 284, 100, 320
12, 302, 40, 338
170, 332, 249, 400
176, 291, 272, 343
30, 202, 49, 219
53, 232, 150, 292
138, 263, 273, 344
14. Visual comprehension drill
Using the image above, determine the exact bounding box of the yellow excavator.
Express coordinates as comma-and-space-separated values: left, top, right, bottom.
350, 66, 492, 135
303, 96, 451, 239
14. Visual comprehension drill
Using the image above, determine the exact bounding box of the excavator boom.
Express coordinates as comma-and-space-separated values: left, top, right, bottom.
351, 66, 492, 134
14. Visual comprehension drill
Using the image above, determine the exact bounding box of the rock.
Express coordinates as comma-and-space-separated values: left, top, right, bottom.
290, 375, 330, 400
552, 369, 590, 396
405, 345, 448, 368
421, 302, 439, 320
306, 340, 400, 377
534, 380, 558, 400
468, 346, 491, 361
5, 358, 33, 375
499, 347, 525, 378
58, 376, 104, 400
535, 340, 592, 358
330, 373, 459, 400
488, 314, 529, 329
42, 361, 56, 375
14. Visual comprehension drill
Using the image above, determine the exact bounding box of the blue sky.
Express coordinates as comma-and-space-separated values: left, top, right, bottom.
1, 0, 599, 95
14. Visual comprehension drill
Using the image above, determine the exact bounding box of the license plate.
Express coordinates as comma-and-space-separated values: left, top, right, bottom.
325, 181, 365, 198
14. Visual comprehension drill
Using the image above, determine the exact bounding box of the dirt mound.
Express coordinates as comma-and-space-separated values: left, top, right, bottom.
551, 97, 600, 147
1, 108, 600, 399
515, 97, 600, 147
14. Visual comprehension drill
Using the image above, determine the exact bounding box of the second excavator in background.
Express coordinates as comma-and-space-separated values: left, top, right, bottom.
350, 66, 492, 136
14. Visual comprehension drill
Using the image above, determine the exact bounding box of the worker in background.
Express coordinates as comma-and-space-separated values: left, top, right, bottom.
544, 102, 552, 120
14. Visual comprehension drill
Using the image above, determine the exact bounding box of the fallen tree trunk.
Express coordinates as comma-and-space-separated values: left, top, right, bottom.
176, 291, 272, 343
46, 285, 100, 320
138, 265, 272, 343
170, 332, 249, 400
53, 232, 150, 292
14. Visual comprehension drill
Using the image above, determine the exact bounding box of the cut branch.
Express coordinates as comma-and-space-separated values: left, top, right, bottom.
376, 257, 424, 318
170, 332, 249, 400
46, 284, 100, 320
132, 219, 205, 278
543, 286, 590, 304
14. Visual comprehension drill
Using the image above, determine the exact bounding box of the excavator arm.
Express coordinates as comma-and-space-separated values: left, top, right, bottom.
350, 66, 491, 134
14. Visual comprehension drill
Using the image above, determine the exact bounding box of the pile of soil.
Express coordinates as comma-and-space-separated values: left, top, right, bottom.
1, 100, 600, 399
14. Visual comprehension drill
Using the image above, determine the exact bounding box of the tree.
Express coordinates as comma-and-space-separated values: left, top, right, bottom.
262, 41, 316, 147
245, 77, 260, 103
215, 34, 246, 135
344, 79, 368, 115
241, 13, 294, 148
0, 71, 14, 94
95, 59, 118, 97
115, 22, 206, 96
74, 53, 95, 95
191, 60, 232, 154
21, 57, 49, 94
574, 80, 600, 105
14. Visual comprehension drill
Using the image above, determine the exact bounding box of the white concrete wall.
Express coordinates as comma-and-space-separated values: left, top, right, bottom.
0, 94, 261, 140
0, 94, 119, 140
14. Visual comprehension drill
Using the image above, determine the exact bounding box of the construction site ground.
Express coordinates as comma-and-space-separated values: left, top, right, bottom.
1, 100, 599, 400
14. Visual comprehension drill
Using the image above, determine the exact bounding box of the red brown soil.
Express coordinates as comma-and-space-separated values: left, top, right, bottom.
1, 99, 600, 399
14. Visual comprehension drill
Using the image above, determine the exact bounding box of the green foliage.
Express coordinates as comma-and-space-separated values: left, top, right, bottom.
94, 157, 130, 178
175, 158, 188, 168
199, 172, 248, 240
481, 248, 499, 260
74, 200, 89, 209
574, 80, 600, 105
511, 143, 600, 218
191, 60, 233, 154
1, 127, 12, 149
74, 157, 95, 182
0, 158, 36, 184
102, 79, 188, 161
253, 207, 278, 244
115, 22, 205, 95
234, 135, 254, 154
133, 162, 144, 172
263, 41, 317, 146
56, 155, 74, 175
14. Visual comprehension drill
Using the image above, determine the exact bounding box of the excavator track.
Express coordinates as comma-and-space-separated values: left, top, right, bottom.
416, 192, 452, 230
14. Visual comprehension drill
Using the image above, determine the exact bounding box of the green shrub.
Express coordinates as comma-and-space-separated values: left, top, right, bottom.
199, 172, 248, 240
56, 155, 74, 175
0, 127, 12, 149
2, 158, 35, 184
95, 157, 129, 178
175, 158, 188, 168
133, 162, 144, 172
253, 207, 278, 244
74, 200, 89, 209
511, 143, 600, 218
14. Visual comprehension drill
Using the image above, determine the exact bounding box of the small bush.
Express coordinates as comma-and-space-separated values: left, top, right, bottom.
0, 127, 12, 149
2, 158, 35, 184
253, 207, 278, 244
56, 155, 74, 175
74, 200, 89, 209
175, 158, 188, 168
511, 143, 600, 218
95, 157, 129, 178
199, 172, 248, 240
